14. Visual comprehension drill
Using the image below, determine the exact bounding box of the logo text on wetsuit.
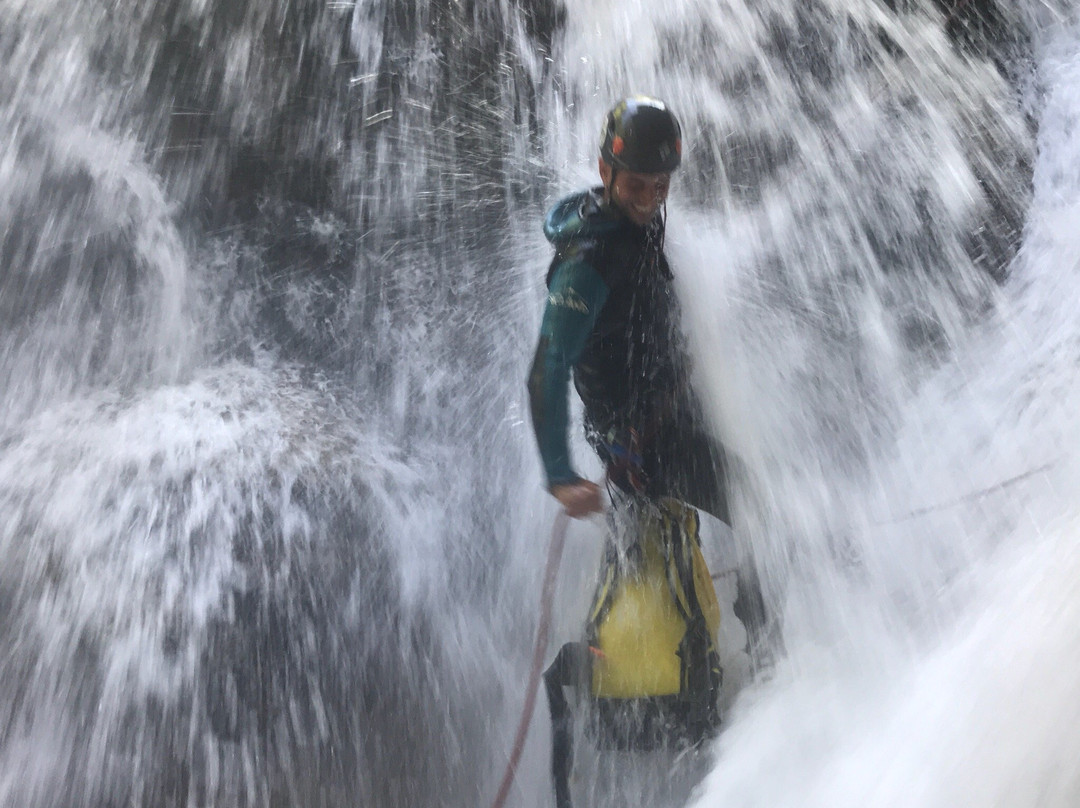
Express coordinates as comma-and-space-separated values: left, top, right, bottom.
548, 288, 590, 314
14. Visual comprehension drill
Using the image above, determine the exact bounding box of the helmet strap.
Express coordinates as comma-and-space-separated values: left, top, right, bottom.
660, 201, 668, 252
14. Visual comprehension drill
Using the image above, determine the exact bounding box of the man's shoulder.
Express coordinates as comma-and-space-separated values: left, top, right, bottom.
544, 187, 656, 288
544, 187, 621, 246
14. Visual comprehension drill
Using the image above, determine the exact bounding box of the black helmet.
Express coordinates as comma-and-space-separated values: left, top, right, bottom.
599, 96, 682, 174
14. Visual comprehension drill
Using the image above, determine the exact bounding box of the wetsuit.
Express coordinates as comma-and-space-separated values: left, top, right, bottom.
527, 187, 729, 524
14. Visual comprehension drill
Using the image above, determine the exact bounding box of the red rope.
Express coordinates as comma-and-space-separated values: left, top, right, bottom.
488, 508, 571, 808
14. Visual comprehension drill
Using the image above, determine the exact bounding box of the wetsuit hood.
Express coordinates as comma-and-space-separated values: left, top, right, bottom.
543, 187, 624, 246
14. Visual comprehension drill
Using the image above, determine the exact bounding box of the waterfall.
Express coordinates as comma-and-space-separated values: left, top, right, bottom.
0, 0, 1076, 806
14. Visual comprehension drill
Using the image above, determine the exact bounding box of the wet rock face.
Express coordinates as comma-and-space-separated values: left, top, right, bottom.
892, 0, 1041, 284
931, 0, 1027, 69
638, 0, 1033, 290
519, 0, 567, 53
133, 0, 561, 229
0, 0, 561, 403
0, 0, 558, 232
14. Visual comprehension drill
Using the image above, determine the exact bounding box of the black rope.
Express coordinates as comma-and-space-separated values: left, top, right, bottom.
877, 460, 1057, 525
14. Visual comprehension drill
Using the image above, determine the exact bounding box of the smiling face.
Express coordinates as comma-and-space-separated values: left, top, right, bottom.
599, 158, 671, 227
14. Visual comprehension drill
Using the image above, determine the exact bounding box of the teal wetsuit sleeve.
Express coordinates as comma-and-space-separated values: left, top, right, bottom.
527, 259, 610, 486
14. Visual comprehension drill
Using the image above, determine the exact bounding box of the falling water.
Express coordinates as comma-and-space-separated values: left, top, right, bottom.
0, 0, 1077, 806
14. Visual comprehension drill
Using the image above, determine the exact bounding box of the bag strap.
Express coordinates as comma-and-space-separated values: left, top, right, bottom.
661, 504, 722, 728
583, 540, 619, 646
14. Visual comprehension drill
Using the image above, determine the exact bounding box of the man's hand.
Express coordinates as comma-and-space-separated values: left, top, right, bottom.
550, 480, 604, 518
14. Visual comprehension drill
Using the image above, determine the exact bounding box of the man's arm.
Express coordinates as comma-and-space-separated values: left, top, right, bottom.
527, 257, 610, 490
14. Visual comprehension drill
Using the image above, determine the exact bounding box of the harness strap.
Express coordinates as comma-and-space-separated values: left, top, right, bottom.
601, 427, 648, 495
584, 541, 619, 636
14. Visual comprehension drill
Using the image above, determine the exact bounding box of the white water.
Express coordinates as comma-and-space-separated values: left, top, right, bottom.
685, 15, 1080, 808
1, 0, 1079, 805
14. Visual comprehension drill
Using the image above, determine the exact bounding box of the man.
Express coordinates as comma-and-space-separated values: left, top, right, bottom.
528, 96, 738, 808
528, 95, 729, 524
